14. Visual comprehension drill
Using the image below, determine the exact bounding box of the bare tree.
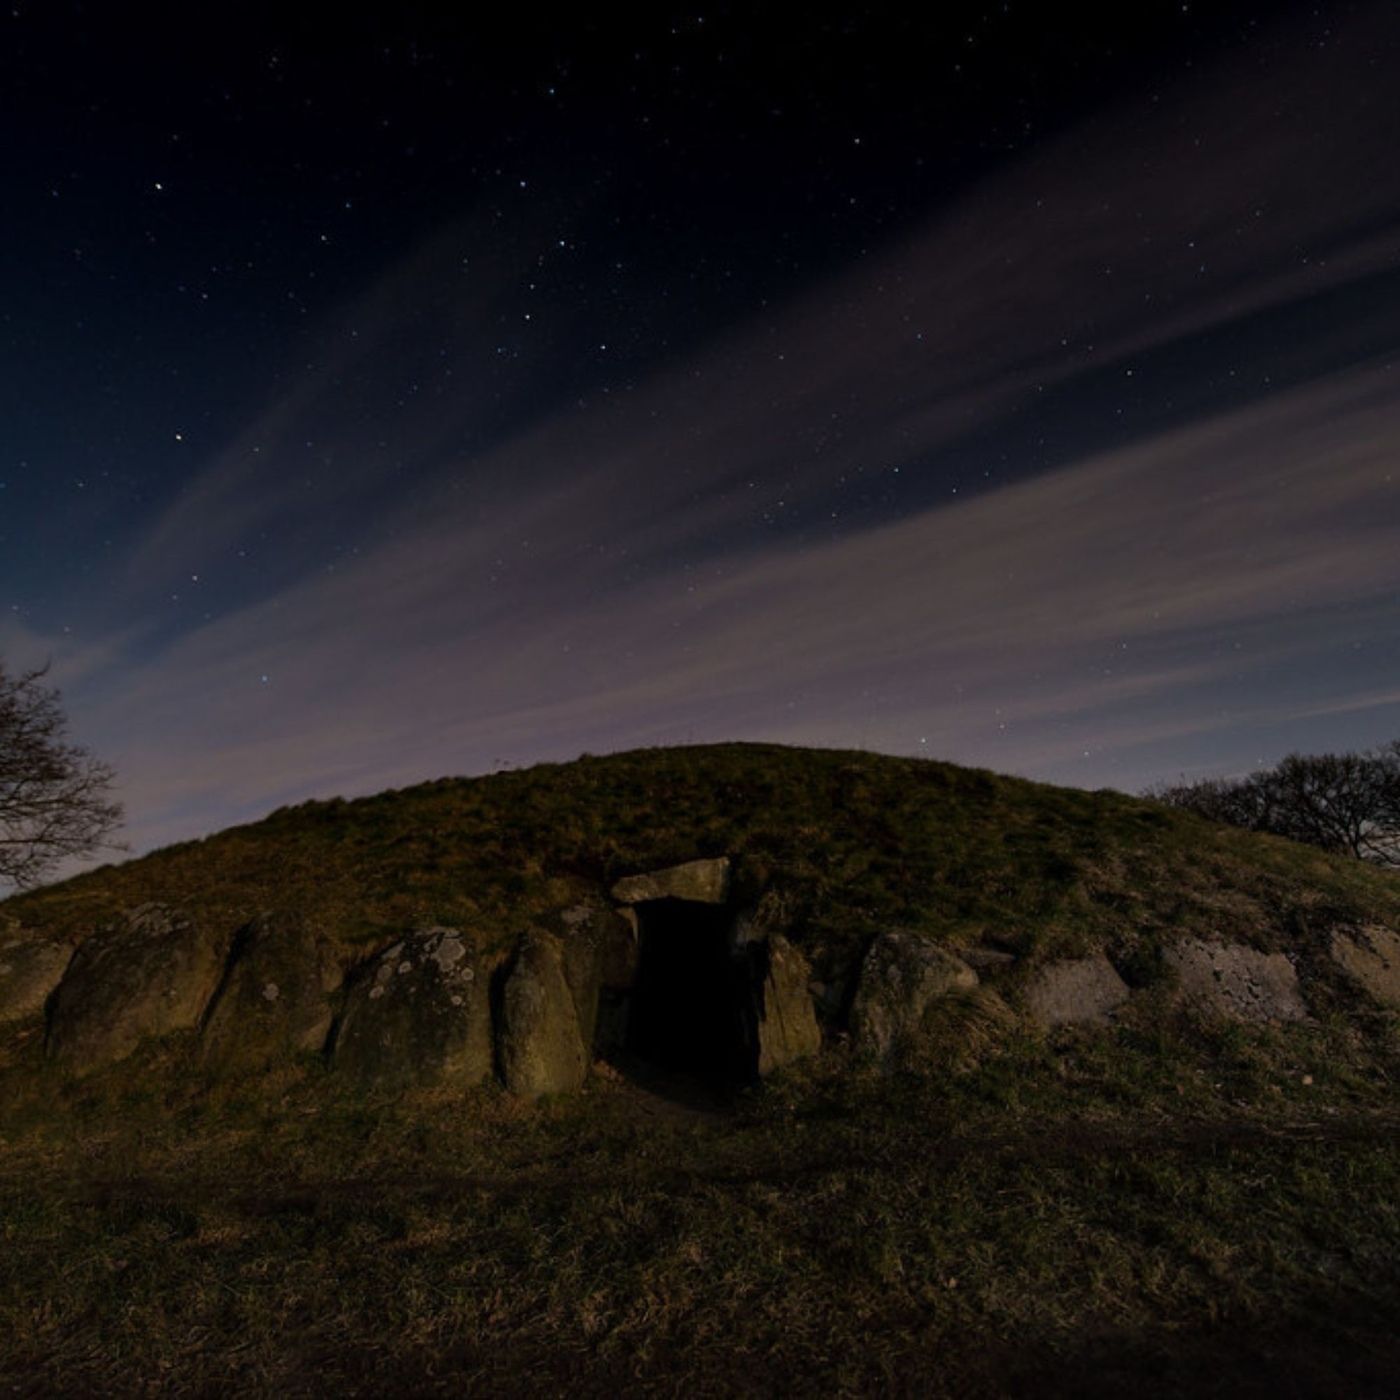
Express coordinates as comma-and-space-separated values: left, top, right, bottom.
0, 661, 123, 890
1150, 743, 1400, 867
1149, 773, 1275, 832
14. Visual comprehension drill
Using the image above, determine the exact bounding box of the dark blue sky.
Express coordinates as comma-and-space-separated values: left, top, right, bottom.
3, 1, 1400, 857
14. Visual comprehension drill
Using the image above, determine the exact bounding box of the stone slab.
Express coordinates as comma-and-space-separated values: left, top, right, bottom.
1024, 954, 1130, 1028
1329, 925, 1400, 1008
1164, 939, 1307, 1023
611, 858, 730, 905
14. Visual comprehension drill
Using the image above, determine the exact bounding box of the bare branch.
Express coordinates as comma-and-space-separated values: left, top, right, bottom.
0, 660, 124, 891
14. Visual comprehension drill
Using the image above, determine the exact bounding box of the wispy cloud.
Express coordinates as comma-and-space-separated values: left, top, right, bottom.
18, 2, 1400, 855
63, 356, 1400, 852
110, 5, 1400, 608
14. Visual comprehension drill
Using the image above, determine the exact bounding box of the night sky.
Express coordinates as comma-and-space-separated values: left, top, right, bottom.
4, 2, 1400, 858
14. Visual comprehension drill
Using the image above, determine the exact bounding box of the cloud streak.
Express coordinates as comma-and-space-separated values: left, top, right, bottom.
65, 354, 1400, 852
18, 1, 1400, 856
110, 5, 1400, 604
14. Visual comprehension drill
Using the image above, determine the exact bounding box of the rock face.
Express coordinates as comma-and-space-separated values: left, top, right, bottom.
850, 930, 978, 1061
334, 928, 490, 1090
0, 931, 71, 1024
1329, 925, 1400, 1008
1165, 939, 1307, 1022
202, 914, 338, 1071
1024, 955, 1131, 1028
611, 857, 730, 906
46, 905, 228, 1073
499, 930, 589, 1098
755, 933, 821, 1075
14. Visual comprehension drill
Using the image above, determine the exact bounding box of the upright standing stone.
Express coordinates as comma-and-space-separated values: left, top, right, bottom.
498, 930, 588, 1098
755, 934, 822, 1075
201, 913, 340, 1071
0, 931, 72, 1024
47, 904, 229, 1073
334, 927, 491, 1090
557, 902, 639, 1054
850, 930, 978, 1062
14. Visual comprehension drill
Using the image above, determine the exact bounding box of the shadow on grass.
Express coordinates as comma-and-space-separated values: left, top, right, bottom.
119, 1285, 1396, 1399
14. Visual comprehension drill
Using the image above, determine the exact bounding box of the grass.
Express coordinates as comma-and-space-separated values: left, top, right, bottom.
6, 744, 1400, 987
3, 743, 1400, 1393
1, 1021, 1398, 1396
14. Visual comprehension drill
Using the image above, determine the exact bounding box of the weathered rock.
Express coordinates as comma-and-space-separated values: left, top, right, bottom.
557, 902, 639, 1053
611, 857, 730, 905
334, 928, 490, 1090
960, 945, 1019, 973
1329, 925, 1400, 1008
498, 930, 588, 1098
1024, 954, 1131, 1028
47, 905, 228, 1073
1164, 939, 1308, 1022
201, 914, 339, 1071
0, 932, 71, 1024
850, 930, 978, 1061
755, 934, 821, 1075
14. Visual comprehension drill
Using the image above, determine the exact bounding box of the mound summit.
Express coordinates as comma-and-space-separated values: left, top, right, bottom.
3, 743, 1399, 1099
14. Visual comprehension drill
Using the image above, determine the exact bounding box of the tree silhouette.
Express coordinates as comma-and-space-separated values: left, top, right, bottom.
1151, 742, 1400, 867
0, 661, 123, 890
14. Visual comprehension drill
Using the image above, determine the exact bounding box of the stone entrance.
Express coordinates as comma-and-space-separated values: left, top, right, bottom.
601, 857, 821, 1095
624, 897, 760, 1086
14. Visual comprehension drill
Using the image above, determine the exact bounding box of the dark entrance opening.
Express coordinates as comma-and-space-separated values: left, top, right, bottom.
623, 898, 759, 1088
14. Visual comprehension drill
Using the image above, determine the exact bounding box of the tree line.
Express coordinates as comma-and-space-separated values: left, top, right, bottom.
1149, 742, 1400, 867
